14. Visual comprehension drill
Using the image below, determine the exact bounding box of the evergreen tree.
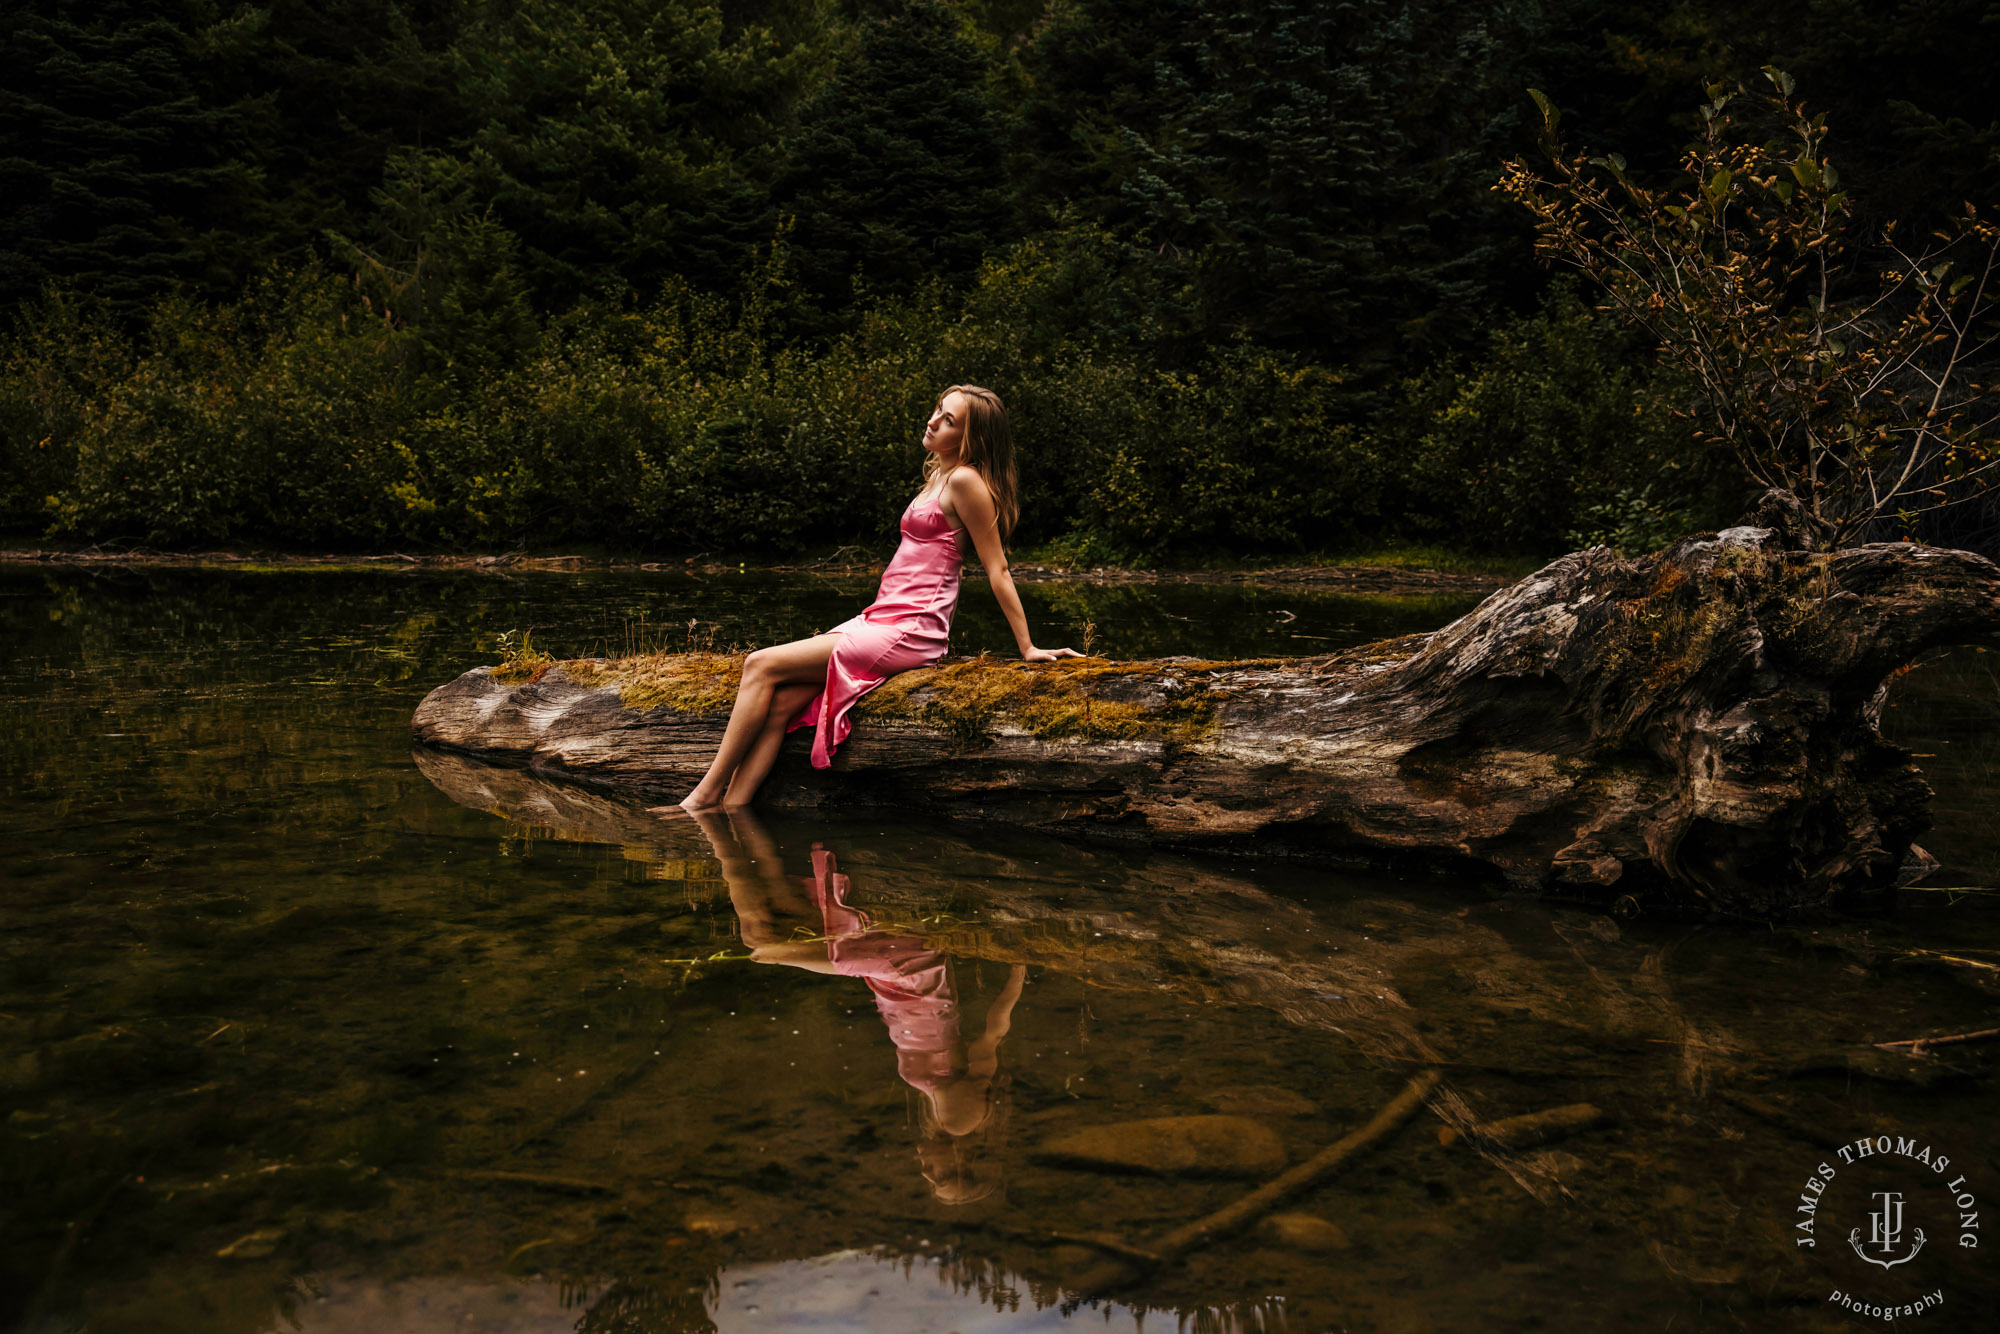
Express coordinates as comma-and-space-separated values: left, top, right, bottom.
1011, 0, 1199, 215
444, 0, 819, 304
1537, 0, 2000, 235
213, 1, 472, 278
329, 146, 535, 376
424, 213, 537, 374
1017, 0, 1545, 368
779, 0, 1009, 328
0, 0, 242, 312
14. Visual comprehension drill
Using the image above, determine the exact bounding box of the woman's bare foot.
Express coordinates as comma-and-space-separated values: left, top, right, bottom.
651, 783, 727, 814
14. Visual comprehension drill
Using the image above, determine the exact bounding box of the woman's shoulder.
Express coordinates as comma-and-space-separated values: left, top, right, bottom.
943, 466, 994, 503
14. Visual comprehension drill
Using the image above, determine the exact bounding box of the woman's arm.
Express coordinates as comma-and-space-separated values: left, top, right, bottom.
945, 470, 1080, 662
964, 964, 1027, 1081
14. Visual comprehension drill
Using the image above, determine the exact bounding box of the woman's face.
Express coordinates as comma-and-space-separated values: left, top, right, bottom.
923, 392, 970, 460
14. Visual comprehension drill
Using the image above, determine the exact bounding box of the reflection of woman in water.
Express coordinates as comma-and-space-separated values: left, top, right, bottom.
690, 809, 1026, 1205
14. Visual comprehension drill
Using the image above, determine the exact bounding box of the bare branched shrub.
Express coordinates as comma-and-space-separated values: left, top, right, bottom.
1498, 69, 2000, 550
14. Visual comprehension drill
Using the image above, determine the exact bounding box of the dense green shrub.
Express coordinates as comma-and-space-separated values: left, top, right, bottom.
38, 271, 430, 546
1385, 285, 1719, 554
55, 293, 264, 545
1065, 353, 1382, 556
0, 290, 129, 532
3, 241, 1698, 558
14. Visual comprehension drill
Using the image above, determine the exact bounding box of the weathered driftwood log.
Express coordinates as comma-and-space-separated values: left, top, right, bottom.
412, 520, 2000, 915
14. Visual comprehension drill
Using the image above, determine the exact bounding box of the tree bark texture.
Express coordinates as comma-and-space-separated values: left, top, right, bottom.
412, 523, 2000, 915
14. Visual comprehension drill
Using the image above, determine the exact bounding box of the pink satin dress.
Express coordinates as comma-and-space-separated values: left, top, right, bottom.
787, 490, 963, 768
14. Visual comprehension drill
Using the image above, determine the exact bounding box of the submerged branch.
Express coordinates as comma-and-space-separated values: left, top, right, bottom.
1064, 1068, 1443, 1295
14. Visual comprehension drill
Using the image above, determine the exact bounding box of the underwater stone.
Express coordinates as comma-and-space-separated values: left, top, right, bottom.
683, 1211, 752, 1237
1199, 1085, 1321, 1118
1032, 1115, 1287, 1177
1261, 1212, 1351, 1252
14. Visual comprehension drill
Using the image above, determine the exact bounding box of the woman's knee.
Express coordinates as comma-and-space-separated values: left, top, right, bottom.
746, 640, 832, 687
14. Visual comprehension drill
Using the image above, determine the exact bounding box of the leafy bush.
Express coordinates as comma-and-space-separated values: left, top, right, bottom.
1069, 351, 1384, 557
0, 290, 128, 532
37, 271, 432, 546
1565, 472, 1704, 556
1387, 284, 1715, 553
3, 229, 1702, 560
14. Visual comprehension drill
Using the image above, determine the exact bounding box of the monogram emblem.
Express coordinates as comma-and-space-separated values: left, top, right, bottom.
1847, 1190, 1926, 1270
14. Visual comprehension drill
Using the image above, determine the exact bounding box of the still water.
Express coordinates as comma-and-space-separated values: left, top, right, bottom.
2, 563, 1997, 1333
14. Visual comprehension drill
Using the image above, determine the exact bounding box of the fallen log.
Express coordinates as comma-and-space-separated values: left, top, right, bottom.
412, 515, 2000, 915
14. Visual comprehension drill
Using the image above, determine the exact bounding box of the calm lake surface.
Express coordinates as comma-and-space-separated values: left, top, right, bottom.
3, 563, 1997, 1333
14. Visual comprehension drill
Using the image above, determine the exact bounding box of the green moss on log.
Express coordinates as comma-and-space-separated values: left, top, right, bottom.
493, 651, 1295, 745
860, 655, 1255, 744
1583, 548, 1868, 751
563, 653, 744, 712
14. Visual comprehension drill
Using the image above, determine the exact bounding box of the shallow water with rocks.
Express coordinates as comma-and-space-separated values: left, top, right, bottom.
3, 562, 1997, 1332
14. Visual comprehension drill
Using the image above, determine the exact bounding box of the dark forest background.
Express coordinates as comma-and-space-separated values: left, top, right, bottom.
3, 0, 1996, 558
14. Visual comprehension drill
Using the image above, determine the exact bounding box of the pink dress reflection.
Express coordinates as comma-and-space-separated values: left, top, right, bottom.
804, 847, 961, 1093
680, 808, 1025, 1206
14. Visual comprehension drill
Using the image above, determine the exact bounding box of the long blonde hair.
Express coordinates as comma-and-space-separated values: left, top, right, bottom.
923, 384, 1019, 541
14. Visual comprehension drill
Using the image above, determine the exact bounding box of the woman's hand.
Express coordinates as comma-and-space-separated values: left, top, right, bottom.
1022, 645, 1082, 661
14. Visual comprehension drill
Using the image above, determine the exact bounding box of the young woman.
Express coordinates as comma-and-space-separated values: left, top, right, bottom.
676, 384, 1077, 812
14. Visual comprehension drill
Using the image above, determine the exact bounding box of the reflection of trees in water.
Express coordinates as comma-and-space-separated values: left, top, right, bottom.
572, 1274, 720, 1334
566, 1250, 1285, 1334
890, 1250, 1285, 1333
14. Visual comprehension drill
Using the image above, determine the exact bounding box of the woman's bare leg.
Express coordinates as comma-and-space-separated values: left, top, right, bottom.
722, 807, 805, 906
723, 682, 819, 808
689, 809, 796, 946
689, 807, 843, 972
680, 634, 840, 811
